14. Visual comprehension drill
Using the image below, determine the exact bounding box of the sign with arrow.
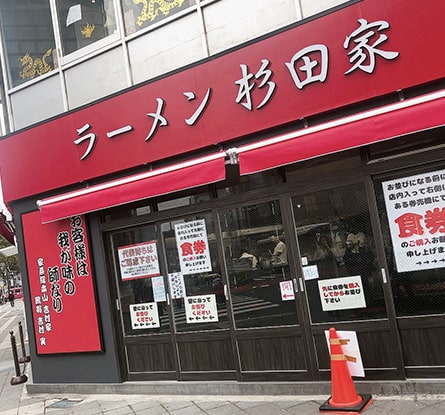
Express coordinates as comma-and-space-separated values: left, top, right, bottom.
185, 294, 218, 324
280, 280, 295, 301
129, 302, 160, 329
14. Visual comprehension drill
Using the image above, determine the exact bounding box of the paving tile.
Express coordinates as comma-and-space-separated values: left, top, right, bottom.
129, 402, 169, 414
159, 400, 196, 412
195, 401, 232, 411
169, 404, 207, 415
205, 402, 247, 415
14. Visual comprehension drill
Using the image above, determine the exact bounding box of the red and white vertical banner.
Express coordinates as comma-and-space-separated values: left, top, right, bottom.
382, 169, 445, 272
174, 219, 212, 275
22, 211, 101, 354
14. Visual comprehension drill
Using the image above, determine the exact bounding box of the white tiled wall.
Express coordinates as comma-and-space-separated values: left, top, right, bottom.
128, 13, 204, 84
204, 0, 301, 55
10, 75, 65, 131
64, 47, 128, 109
300, 0, 351, 18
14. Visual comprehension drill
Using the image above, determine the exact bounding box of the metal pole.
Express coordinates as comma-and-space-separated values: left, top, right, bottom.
9, 331, 27, 385
18, 322, 30, 363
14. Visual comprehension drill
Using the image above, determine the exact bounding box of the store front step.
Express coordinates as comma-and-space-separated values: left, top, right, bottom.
26, 379, 445, 397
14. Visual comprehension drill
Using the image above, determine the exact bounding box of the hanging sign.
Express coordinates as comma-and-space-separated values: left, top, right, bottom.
280, 280, 295, 301
117, 240, 160, 280
174, 220, 212, 275
129, 302, 160, 329
382, 169, 445, 272
152, 276, 166, 302
303, 264, 319, 280
22, 211, 101, 354
185, 294, 218, 323
318, 275, 366, 311
168, 272, 186, 299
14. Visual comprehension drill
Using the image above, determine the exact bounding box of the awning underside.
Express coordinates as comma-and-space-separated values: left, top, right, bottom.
38, 154, 226, 223
237, 90, 445, 175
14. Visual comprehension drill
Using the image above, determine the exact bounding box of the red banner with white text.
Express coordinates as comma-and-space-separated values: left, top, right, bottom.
22, 211, 102, 354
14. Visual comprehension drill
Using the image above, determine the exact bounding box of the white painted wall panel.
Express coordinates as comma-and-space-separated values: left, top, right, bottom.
128, 13, 204, 84
300, 0, 349, 18
65, 47, 128, 109
204, 0, 299, 55
10, 75, 64, 130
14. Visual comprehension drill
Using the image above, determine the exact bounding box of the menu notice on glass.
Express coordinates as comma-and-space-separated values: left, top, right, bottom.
22, 211, 102, 354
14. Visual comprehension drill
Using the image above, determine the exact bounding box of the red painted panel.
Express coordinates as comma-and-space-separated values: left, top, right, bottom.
22, 212, 102, 354
1, 0, 445, 203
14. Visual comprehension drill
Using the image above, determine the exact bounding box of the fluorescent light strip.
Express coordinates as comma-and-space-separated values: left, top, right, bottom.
236, 89, 445, 154
37, 151, 226, 207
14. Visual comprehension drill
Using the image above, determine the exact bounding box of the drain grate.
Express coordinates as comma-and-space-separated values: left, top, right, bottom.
46, 398, 83, 409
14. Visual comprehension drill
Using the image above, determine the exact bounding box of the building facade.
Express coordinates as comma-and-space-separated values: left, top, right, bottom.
0, 0, 445, 392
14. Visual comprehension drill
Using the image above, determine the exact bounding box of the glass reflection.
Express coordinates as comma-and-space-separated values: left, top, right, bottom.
219, 201, 299, 329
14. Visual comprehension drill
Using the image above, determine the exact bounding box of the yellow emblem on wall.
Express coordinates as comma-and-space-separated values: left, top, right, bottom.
133, 0, 185, 26
81, 23, 96, 38
19, 48, 53, 80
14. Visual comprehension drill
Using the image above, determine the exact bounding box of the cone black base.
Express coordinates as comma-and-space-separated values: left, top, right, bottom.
319, 393, 373, 414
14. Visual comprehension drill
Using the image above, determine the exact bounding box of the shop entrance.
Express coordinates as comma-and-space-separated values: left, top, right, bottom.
106, 181, 403, 381
290, 182, 402, 381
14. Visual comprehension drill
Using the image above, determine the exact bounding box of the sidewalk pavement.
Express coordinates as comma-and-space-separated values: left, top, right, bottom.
7, 367, 445, 414
0, 302, 444, 414
12, 387, 445, 415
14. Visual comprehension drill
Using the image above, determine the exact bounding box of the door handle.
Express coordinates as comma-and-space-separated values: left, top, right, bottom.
299, 277, 305, 292
381, 268, 388, 284
224, 284, 229, 300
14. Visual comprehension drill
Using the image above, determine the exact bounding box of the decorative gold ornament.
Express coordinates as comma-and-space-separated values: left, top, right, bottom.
133, 0, 185, 26
81, 23, 96, 38
19, 48, 53, 80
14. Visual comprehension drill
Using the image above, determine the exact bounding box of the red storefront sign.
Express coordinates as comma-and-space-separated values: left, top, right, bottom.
22, 211, 101, 354
1, 0, 444, 204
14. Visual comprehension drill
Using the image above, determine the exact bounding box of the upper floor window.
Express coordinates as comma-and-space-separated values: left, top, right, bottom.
121, 0, 195, 35
56, 0, 118, 56
0, 1, 56, 88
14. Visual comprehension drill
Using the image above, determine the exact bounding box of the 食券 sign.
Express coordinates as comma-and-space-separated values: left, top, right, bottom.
382, 169, 445, 272
174, 220, 212, 275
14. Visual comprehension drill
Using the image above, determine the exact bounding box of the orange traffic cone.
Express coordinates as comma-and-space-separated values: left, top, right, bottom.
319, 328, 373, 414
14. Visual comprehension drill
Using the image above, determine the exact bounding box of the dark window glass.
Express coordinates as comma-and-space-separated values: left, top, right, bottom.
161, 212, 229, 333
121, 0, 195, 36
216, 166, 285, 199
292, 183, 386, 324
110, 225, 171, 336
157, 190, 210, 211
101, 202, 152, 223
219, 201, 299, 329
367, 127, 445, 163
0, 0, 55, 87
56, 0, 117, 55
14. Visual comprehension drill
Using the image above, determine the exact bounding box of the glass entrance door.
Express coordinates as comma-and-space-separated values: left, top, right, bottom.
109, 224, 176, 380
291, 182, 403, 380
218, 200, 313, 380
160, 211, 236, 380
